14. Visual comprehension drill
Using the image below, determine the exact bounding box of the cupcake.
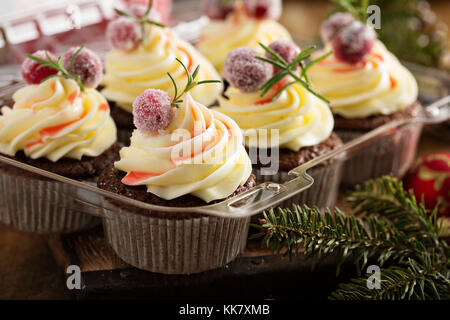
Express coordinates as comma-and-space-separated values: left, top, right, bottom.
98, 62, 255, 274
198, 0, 292, 74
309, 13, 423, 185
101, 3, 223, 142
214, 42, 344, 210
0, 47, 119, 233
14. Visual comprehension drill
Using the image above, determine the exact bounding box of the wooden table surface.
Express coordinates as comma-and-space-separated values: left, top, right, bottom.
0, 0, 449, 300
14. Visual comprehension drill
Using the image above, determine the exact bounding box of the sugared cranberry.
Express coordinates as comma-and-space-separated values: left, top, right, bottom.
106, 17, 142, 51
243, 0, 281, 20
21, 50, 58, 85
62, 47, 103, 88
224, 47, 273, 92
332, 21, 376, 64
201, 0, 234, 20
320, 12, 355, 43
267, 40, 301, 73
132, 89, 174, 134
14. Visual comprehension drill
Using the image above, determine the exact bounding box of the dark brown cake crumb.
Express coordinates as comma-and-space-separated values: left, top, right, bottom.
1, 143, 121, 179
109, 101, 134, 130
334, 101, 422, 132
97, 164, 256, 208
250, 132, 343, 172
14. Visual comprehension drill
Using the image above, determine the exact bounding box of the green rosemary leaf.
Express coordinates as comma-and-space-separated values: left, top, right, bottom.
191, 65, 201, 81
70, 45, 84, 75
144, 0, 153, 16
114, 8, 136, 20
301, 50, 333, 78
271, 81, 296, 101
259, 70, 289, 97
167, 72, 178, 104
254, 56, 286, 70
259, 42, 287, 64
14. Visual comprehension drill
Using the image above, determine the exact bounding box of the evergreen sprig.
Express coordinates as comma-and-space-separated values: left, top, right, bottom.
251, 175, 450, 300
255, 43, 332, 104
167, 58, 222, 108
26, 46, 85, 91
114, 0, 165, 46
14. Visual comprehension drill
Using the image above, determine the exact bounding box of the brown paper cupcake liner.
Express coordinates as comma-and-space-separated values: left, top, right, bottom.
101, 199, 251, 274
337, 123, 423, 186
253, 162, 343, 211
0, 168, 100, 234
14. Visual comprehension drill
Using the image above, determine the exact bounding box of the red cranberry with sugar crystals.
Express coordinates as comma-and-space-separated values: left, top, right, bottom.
224, 47, 273, 92
320, 12, 355, 43
132, 89, 174, 134
21, 50, 58, 85
267, 40, 301, 73
62, 47, 103, 88
201, 0, 234, 20
332, 21, 376, 64
106, 17, 142, 51
243, 0, 282, 20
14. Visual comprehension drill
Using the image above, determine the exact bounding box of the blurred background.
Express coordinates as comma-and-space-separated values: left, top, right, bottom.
0, 0, 448, 69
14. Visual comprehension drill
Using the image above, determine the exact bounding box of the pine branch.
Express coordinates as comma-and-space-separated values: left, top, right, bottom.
252, 205, 426, 276
330, 253, 450, 300
251, 175, 450, 300
347, 175, 442, 248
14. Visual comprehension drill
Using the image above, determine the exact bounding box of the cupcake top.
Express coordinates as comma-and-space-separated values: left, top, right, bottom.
0, 48, 116, 162
102, 4, 223, 112
215, 43, 334, 151
115, 63, 252, 203
309, 14, 418, 119
198, 0, 292, 74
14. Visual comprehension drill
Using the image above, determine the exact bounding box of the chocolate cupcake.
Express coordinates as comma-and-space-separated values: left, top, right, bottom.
309, 15, 423, 185
98, 72, 255, 273
0, 48, 119, 233
101, 4, 223, 143
215, 44, 344, 211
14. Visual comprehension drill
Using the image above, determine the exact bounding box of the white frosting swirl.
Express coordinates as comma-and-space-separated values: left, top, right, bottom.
0, 77, 117, 162
197, 11, 292, 74
309, 41, 418, 118
102, 26, 223, 112
215, 81, 334, 151
115, 93, 252, 202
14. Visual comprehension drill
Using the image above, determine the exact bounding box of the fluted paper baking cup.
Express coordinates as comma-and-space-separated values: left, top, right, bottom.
337, 123, 422, 186
101, 200, 251, 274
0, 167, 100, 234
253, 162, 343, 211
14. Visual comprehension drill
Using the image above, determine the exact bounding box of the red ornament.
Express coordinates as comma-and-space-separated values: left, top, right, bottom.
404, 152, 450, 217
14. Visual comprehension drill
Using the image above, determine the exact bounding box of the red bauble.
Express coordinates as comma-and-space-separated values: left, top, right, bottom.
404, 152, 450, 217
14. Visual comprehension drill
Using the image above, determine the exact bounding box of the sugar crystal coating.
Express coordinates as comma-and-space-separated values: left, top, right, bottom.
132, 89, 174, 134
267, 40, 301, 73
106, 17, 142, 51
224, 47, 273, 92
332, 21, 376, 64
243, 0, 282, 20
62, 47, 103, 88
21, 50, 58, 85
320, 12, 355, 43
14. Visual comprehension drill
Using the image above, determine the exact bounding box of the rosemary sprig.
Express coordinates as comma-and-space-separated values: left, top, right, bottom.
251, 175, 450, 300
26, 46, 85, 91
332, 0, 370, 22
167, 58, 222, 108
255, 43, 332, 104
114, 0, 165, 46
